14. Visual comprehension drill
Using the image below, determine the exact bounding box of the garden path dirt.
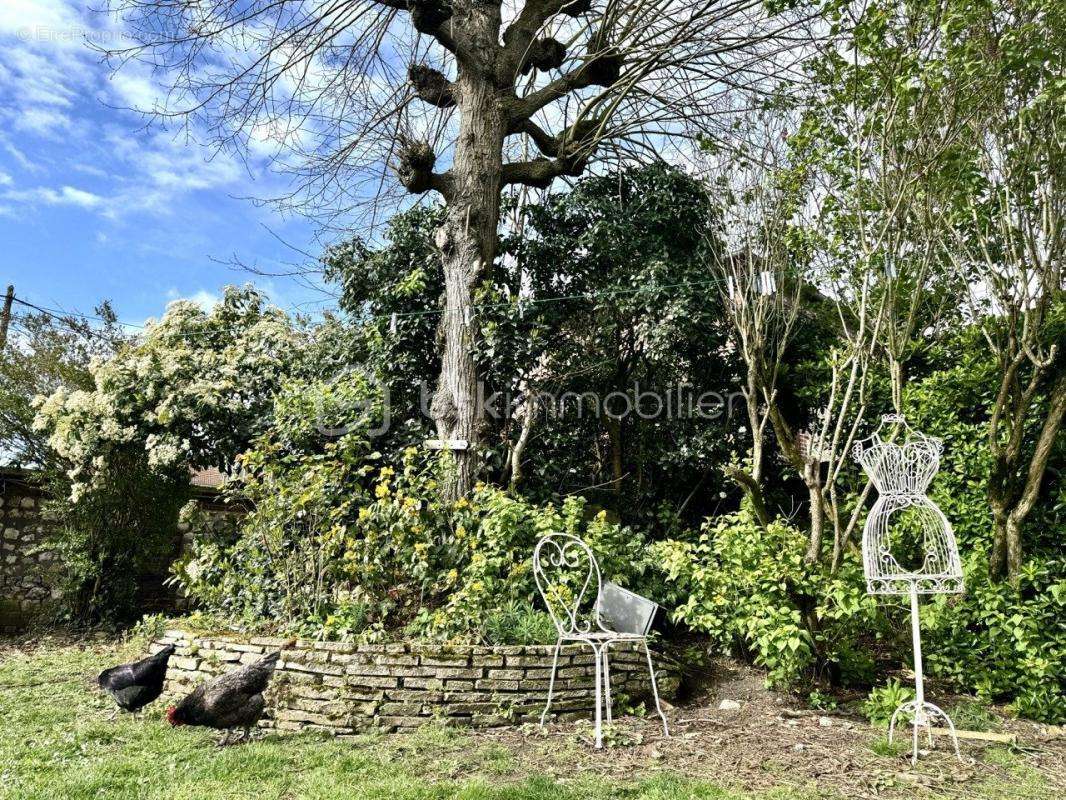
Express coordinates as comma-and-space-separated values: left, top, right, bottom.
469, 659, 1065, 799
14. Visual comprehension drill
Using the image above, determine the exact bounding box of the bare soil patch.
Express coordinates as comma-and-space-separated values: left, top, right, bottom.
468, 659, 1065, 799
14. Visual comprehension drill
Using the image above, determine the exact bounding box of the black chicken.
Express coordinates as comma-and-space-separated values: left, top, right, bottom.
98, 644, 176, 718
166, 651, 280, 744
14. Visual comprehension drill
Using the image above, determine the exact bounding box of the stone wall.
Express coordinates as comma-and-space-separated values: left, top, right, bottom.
0, 468, 236, 632
0, 475, 58, 632
154, 630, 679, 734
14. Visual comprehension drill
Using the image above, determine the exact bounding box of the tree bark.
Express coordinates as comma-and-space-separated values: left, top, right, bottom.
430, 7, 506, 499
604, 415, 624, 494
804, 461, 826, 563
989, 368, 1066, 583
724, 463, 771, 527
507, 391, 537, 491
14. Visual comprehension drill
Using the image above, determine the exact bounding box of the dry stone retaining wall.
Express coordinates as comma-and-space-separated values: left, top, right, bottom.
154, 630, 679, 734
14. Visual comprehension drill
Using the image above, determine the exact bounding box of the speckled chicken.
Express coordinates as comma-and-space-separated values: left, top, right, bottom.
98, 644, 175, 717
166, 651, 280, 744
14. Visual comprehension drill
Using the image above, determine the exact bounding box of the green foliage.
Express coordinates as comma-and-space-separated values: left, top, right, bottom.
498, 165, 739, 519
320, 206, 443, 453
868, 736, 909, 758
655, 511, 879, 687
479, 601, 557, 646
42, 450, 188, 623
948, 699, 998, 733
807, 690, 837, 711
0, 303, 126, 468
31, 286, 302, 622
862, 680, 915, 727
923, 557, 1066, 723
176, 388, 650, 643
127, 613, 168, 646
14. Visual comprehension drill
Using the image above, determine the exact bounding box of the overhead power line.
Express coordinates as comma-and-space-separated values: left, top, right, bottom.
5, 274, 737, 343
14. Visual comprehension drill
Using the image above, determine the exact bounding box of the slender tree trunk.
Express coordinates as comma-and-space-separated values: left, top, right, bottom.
989, 499, 1010, 580
990, 369, 1066, 583
804, 461, 825, 563
507, 392, 537, 491
431, 15, 505, 500
604, 415, 624, 494
724, 463, 771, 527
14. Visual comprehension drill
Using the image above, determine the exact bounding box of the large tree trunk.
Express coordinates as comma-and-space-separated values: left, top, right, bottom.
431, 12, 505, 499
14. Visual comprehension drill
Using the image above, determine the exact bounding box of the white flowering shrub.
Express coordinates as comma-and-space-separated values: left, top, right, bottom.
32, 286, 305, 621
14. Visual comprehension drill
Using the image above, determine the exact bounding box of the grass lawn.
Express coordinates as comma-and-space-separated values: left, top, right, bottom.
0, 637, 1059, 800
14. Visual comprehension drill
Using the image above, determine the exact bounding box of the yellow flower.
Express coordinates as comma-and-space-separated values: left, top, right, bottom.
375, 482, 390, 498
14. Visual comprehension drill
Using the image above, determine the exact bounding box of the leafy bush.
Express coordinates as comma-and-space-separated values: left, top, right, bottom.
862, 679, 915, 727
41, 451, 188, 623
654, 510, 880, 687
32, 286, 304, 623
173, 387, 651, 643
478, 601, 557, 646
899, 339, 1066, 723
807, 690, 838, 711
407, 483, 651, 642
923, 556, 1066, 723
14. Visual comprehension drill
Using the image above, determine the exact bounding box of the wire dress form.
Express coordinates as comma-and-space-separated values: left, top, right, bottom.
853, 414, 964, 764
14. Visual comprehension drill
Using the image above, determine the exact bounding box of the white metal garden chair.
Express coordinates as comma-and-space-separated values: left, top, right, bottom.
533, 533, 669, 749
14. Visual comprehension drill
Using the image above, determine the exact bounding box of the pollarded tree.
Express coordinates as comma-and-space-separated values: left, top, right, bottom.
936, 0, 1065, 583
106, 0, 810, 497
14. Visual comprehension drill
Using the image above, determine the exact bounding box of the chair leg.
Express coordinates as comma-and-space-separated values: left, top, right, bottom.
602, 642, 613, 725
540, 640, 563, 728
592, 642, 603, 749
642, 638, 669, 738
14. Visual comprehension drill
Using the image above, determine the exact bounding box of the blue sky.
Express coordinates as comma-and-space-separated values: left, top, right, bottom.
0, 0, 336, 325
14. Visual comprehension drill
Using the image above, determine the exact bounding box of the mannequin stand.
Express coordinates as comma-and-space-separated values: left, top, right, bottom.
887, 583, 962, 764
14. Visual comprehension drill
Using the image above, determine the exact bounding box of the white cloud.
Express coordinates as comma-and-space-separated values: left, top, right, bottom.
0, 0, 83, 38
0, 1, 254, 221
1, 140, 38, 172
2, 184, 105, 209
108, 67, 167, 113
0, 170, 11, 186
167, 288, 220, 312
15, 107, 72, 136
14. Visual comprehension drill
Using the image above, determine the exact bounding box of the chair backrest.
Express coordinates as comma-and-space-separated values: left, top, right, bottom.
533, 533, 604, 637
596, 581, 659, 636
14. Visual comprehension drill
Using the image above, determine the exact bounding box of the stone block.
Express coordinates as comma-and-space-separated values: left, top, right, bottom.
345, 675, 398, 689
378, 701, 425, 716
249, 636, 293, 647
401, 677, 444, 691
475, 678, 519, 691
442, 679, 476, 690
420, 655, 470, 668
485, 668, 525, 680
440, 701, 500, 716
431, 667, 482, 680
